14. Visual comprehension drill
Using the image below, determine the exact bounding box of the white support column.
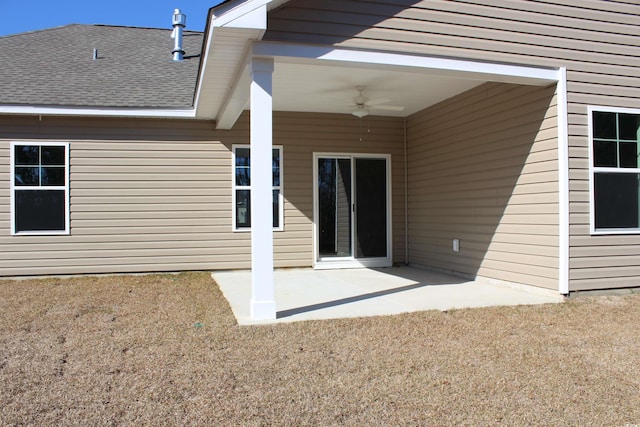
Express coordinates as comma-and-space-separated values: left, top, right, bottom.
249, 57, 276, 320
557, 67, 570, 295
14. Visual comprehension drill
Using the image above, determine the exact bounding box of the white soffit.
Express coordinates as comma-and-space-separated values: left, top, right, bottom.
194, 2, 268, 120
270, 60, 483, 117
265, 44, 558, 117
209, 42, 558, 127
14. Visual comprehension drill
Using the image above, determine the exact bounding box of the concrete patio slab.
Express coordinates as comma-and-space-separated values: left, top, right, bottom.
212, 267, 564, 325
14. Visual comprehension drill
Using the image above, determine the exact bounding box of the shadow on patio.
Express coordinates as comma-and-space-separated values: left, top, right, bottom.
212, 266, 563, 325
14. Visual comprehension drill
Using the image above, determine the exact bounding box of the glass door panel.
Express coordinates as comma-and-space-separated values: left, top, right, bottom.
317, 158, 352, 258
355, 158, 388, 258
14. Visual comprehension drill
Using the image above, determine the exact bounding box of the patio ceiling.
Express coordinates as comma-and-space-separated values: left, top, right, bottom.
270, 59, 484, 117
193, 6, 491, 126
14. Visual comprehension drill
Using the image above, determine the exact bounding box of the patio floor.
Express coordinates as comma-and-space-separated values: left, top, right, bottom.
212, 266, 564, 325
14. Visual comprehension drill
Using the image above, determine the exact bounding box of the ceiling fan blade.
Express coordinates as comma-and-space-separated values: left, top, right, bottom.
370, 105, 405, 111
366, 97, 391, 107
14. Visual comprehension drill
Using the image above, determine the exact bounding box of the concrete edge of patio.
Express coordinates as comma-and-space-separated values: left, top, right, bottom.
212, 267, 565, 325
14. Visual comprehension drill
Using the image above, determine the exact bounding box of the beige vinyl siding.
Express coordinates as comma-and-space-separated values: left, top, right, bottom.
407, 82, 559, 289
0, 116, 244, 276
0, 113, 404, 276
266, 0, 640, 291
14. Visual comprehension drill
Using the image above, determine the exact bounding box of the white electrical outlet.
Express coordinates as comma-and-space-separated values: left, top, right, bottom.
453, 238, 460, 253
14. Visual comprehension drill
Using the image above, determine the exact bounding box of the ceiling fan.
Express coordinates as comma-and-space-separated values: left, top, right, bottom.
350, 86, 405, 118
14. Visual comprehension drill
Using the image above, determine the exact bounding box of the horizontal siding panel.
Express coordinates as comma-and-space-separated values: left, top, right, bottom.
288, 21, 640, 66
411, 223, 558, 237
569, 276, 640, 291
72, 157, 230, 166
1, 247, 254, 261
570, 235, 640, 247
455, 0, 640, 25
478, 259, 557, 280
572, 255, 640, 269
0, 262, 251, 277
71, 198, 228, 206
0, 240, 250, 253
72, 166, 225, 174
410, 230, 558, 247
0, 112, 406, 275
71, 173, 224, 181
477, 269, 558, 290
277, 4, 638, 47
72, 203, 226, 213
72, 190, 230, 198
407, 82, 558, 289
570, 266, 640, 281
72, 211, 231, 221
71, 150, 228, 159
0, 254, 246, 268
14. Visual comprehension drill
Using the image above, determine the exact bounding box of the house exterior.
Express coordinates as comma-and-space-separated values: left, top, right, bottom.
1, 0, 639, 319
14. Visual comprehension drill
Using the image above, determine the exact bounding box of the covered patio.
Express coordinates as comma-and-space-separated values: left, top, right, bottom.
202, 2, 568, 321
213, 267, 564, 325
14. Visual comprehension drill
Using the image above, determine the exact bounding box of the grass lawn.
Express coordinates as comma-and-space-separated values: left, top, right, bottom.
0, 271, 639, 426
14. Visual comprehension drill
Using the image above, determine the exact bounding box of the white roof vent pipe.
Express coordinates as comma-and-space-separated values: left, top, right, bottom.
171, 9, 187, 61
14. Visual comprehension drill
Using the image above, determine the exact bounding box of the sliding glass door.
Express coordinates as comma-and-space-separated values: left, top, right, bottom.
315, 154, 391, 267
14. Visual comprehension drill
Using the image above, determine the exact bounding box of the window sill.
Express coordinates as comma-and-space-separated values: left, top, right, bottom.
12, 230, 70, 236
233, 228, 285, 233
591, 228, 640, 236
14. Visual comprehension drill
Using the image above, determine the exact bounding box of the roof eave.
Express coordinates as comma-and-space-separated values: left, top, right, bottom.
194, 0, 282, 126
0, 105, 197, 119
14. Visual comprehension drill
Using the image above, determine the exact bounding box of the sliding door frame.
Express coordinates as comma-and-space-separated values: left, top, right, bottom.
312, 152, 393, 269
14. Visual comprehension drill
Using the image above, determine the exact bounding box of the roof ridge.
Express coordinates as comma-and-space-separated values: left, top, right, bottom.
92, 23, 202, 33
0, 23, 203, 39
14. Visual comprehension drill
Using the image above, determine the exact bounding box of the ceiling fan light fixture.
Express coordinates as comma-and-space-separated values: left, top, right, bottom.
352, 106, 369, 118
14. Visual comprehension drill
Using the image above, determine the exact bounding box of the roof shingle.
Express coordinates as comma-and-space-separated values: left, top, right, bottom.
0, 24, 203, 109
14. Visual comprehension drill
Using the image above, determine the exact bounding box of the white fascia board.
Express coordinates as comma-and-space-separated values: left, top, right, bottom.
212, 1, 268, 29
0, 105, 196, 119
253, 42, 559, 84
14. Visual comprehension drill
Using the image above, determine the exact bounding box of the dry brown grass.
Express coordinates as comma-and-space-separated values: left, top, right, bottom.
0, 272, 639, 426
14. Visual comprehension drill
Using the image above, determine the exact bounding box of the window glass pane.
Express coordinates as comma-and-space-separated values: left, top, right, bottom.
41, 167, 65, 186
235, 148, 250, 166
594, 173, 639, 229
619, 141, 639, 168
594, 140, 617, 167
618, 113, 640, 141
15, 145, 39, 165
593, 112, 617, 139
14, 167, 40, 186
41, 146, 65, 165
15, 190, 66, 232
236, 190, 251, 228
273, 189, 280, 228
272, 149, 280, 186
235, 167, 250, 186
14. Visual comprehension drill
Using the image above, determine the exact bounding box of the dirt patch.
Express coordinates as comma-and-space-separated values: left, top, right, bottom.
1, 272, 639, 426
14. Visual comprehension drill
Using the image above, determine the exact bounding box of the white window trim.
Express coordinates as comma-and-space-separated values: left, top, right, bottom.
232, 144, 284, 232
588, 105, 640, 235
10, 141, 70, 236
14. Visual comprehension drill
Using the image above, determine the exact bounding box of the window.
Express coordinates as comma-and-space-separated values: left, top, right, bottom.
10, 143, 69, 235
232, 145, 283, 231
591, 109, 640, 232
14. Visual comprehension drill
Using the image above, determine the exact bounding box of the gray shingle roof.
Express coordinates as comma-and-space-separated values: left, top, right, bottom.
0, 24, 203, 109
